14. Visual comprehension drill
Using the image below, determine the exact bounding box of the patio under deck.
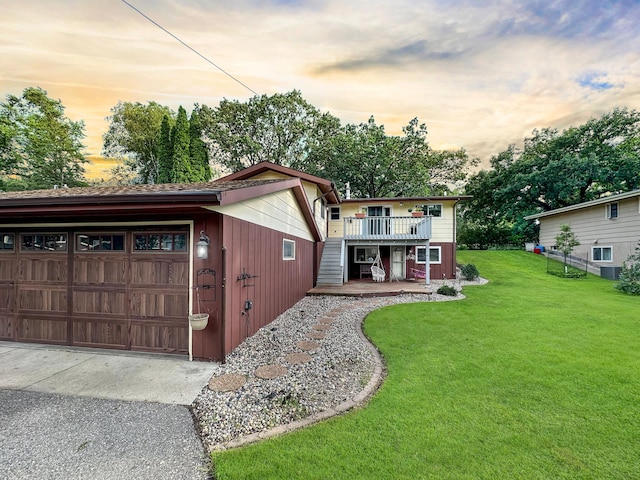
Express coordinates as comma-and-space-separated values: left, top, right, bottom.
308, 279, 433, 297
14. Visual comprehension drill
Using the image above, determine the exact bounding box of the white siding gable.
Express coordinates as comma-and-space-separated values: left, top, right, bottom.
207, 190, 314, 241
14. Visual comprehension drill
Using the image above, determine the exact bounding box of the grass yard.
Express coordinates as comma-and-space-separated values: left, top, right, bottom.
212, 251, 640, 479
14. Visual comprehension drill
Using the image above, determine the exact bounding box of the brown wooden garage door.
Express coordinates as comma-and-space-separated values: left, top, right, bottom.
0, 229, 189, 354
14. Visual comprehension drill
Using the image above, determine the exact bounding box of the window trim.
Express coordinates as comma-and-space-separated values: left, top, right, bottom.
592, 246, 613, 262
606, 202, 619, 219
283, 238, 296, 260
415, 245, 442, 264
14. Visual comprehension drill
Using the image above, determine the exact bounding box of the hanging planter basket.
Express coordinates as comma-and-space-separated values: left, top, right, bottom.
189, 313, 209, 330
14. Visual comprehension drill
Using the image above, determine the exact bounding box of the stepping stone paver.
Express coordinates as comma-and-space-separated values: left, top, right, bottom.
255, 364, 288, 379
306, 332, 325, 340
285, 352, 313, 364
208, 373, 246, 392
318, 317, 335, 324
296, 340, 320, 351
312, 324, 330, 331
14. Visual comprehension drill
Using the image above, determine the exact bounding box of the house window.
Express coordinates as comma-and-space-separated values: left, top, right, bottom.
76, 234, 125, 252
427, 204, 442, 217
607, 202, 618, 219
415, 204, 443, 217
20, 234, 67, 252
330, 207, 341, 220
355, 246, 378, 263
0, 234, 14, 252
134, 233, 187, 252
592, 246, 612, 262
416, 246, 441, 264
283, 239, 296, 260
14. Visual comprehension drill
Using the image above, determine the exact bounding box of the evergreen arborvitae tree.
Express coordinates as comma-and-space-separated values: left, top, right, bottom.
189, 106, 211, 181
157, 114, 173, 183
170, 106, 193, 183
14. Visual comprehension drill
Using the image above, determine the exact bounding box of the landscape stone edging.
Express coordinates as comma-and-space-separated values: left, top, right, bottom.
210, 302, 387, 452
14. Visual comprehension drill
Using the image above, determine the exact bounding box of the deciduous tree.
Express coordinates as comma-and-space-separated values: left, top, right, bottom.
102, 101, 174, 184
0, 87, 87, 190
200, 90, 340, 172
302, 116, 475, 198
462, 108, 640, 245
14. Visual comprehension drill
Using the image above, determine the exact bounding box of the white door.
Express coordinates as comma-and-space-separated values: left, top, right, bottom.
392, 247, 405, 280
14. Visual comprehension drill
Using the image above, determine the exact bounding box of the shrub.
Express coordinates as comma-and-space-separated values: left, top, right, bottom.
437, 285, 457, 296
614, 241, 640, 295
461, 263, 479, 281
616, 251, 640, 295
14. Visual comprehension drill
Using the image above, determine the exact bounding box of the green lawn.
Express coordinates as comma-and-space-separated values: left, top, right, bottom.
212, 251, 640, 479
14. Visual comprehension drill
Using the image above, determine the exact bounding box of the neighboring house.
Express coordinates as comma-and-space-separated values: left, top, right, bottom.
524, 189, 640, 278
325, 196, 470, 284
0, 164, 334, 361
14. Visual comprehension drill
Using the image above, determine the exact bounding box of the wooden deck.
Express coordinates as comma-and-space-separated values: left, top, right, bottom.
308, 279, 432, 297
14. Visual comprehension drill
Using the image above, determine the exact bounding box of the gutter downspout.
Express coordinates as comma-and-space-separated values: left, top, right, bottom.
453, 199, 461, 279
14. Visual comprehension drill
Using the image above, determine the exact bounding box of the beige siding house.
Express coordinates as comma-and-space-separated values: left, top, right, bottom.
330, 197, 469, 283
525, 190, 640, 278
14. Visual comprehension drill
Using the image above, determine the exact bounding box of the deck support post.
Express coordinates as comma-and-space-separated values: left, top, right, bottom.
425, 240, 430, 285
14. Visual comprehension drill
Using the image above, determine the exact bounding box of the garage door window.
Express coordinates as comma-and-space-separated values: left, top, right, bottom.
134, 233, 187, 252
21, 234, 67, 252
76, 234, 125, 251
1, 234, 14, 252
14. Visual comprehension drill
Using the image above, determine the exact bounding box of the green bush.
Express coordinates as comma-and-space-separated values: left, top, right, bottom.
616, 263, 640, 295
461, 263, 479, 280
615, 241, 640, 295
436, 285, 457, 296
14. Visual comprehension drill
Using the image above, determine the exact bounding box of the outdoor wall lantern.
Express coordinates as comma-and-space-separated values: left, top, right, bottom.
196, 230, 210, 259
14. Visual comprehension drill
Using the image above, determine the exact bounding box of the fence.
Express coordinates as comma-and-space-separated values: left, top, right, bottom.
545, 250, 588, 278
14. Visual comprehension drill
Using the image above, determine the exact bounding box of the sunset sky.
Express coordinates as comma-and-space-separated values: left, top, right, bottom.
1, 0, 639, 172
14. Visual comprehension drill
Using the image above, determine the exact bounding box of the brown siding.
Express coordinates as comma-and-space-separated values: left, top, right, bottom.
405, 242, 456, 280
221, 216, 314, 357
430, 242, 456, 280
191, 214, 224, 361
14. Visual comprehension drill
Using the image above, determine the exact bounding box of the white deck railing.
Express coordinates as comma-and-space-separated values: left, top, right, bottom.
343, 216, 431, 240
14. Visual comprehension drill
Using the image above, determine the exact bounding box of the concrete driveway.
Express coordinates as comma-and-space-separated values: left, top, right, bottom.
0, 342, 219, 405
0, 342, 219, 480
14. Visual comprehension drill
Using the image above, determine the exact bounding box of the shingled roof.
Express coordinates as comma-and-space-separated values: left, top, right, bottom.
0, 179, 281, 202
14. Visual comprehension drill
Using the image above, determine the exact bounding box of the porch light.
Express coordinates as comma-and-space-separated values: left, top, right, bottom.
196, 230, 210, 259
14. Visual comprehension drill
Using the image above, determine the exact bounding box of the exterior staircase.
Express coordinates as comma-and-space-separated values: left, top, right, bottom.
316, 238, 344, 286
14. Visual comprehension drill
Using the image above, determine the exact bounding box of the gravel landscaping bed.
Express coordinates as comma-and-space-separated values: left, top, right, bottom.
192, 278, 485, 451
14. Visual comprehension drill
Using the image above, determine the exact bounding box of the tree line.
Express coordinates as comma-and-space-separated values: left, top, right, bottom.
459, 108, 640, 248
101, 90, 476, 197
